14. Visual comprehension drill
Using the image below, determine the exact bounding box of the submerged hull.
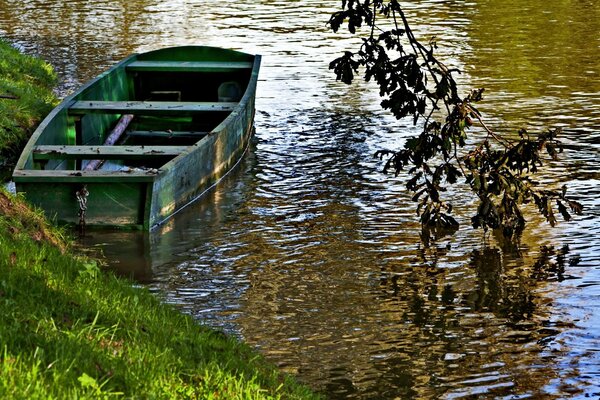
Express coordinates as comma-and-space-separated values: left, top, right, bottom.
13, 46, 261, 229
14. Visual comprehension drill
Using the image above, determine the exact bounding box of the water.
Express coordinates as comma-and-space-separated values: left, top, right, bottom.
2, 1, 599, 398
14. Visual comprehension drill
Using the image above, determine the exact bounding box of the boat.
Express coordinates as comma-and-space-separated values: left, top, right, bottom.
12, 46, 261, 230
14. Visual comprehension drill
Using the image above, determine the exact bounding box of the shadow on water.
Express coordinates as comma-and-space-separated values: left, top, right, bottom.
321, 244, 584, 399
78, 144, 257, 283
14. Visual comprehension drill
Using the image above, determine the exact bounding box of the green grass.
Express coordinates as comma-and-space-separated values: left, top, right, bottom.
0, 188, 320, 399
0, 39, 58, 163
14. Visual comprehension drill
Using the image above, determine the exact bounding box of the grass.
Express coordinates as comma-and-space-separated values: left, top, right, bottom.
0, 39, 58, 164
0, 188, 320, 399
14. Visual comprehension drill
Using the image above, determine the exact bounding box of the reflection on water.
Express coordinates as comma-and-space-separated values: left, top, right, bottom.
2, 0, 600, 398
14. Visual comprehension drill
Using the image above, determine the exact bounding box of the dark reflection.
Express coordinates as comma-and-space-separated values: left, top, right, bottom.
530, 245, 580, 283
464, 247, 536, 322
362, 245, 581, 399
78, 231, 153, 282
79, 139, 260, 283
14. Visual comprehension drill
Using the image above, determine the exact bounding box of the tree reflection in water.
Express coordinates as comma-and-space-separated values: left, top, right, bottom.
371, 241, 582, 399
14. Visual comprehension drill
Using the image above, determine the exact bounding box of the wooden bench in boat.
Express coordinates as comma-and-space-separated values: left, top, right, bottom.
126, 60, 253, 73
125, 130, 209, 139
13, 169, 158, 183
32, 145, 188, 160
68, 101, 237, 116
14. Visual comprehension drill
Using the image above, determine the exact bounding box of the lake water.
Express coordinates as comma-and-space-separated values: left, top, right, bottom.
1, 1, 599, 398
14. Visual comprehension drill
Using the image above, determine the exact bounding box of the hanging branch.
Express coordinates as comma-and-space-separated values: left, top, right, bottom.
328, 0, 582, 237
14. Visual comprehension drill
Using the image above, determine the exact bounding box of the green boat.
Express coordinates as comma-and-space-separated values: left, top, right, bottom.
13, 46, 261, 230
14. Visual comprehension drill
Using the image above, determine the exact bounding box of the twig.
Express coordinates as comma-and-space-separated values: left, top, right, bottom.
473, 113, 513, 148
395, 7, 451, 114
0, 94, 18, 100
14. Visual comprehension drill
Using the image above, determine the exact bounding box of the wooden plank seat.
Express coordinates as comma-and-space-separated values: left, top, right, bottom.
13, 169, 157, 183
126, 60, 253, 73
126, 130, 209, 139
32, 145, 188, 160
68, 101, 237, 116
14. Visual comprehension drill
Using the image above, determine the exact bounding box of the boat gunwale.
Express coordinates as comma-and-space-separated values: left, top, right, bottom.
13, 169, 157, 183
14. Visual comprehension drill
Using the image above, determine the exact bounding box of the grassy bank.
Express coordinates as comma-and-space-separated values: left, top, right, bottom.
0, 189, 319, 399
0, 39, 57, 163
0, 43, 319, 399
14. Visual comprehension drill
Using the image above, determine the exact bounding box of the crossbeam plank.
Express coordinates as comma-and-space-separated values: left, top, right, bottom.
126, 60, 253, 73
32, 145, 188, 160
13, 169, 158, 183
126, 130, 209, 138
68, 101, 236, 116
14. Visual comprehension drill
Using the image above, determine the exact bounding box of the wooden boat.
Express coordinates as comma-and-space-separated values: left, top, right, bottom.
13, 46, 261, 230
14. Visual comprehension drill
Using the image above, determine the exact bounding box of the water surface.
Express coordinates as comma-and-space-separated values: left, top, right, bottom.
1, 1, 599, 398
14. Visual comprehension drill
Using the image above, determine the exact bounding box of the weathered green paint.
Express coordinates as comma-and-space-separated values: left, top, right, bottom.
32, 145, 187, 160
126, 60, 253, 73
13, 169, 157, 183
69, 100, 237, 116
126, 130, 209, 138
13, 46, 261, 229
16, 181, 148, 228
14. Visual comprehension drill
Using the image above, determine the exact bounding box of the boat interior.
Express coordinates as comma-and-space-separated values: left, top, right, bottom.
28, 58, 254, 173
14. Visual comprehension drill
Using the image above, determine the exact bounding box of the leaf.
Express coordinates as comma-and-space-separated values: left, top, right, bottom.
471, 215, 482, 229
328, 11, 347, 33
329, 52, 359, 84
441, 213, 459, 227
567, 200, 584, 215
556, 200, 571, 221
417, 195, 429, 215
383, 158, 392, 174
417, 97, 426, 114
546, 198, 557, 227
412, 188, 426, 202
406, 173, 421, 190
420, 209, 431, 225
445, 164, 461, 184
435, 75, 450, 99
405, 137, 419, 151
428, 182, 440, 202
472, 173, 481, 192
78, 373, 100, 390
546, 143, 559, 160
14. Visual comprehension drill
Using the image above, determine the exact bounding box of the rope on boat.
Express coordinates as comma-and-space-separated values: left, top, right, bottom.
75, 185, 89, 229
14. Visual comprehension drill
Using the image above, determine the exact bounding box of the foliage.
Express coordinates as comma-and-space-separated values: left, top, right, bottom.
328, 0, 582, 236
0, 187, 320, 399
0, 39, 58, 164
